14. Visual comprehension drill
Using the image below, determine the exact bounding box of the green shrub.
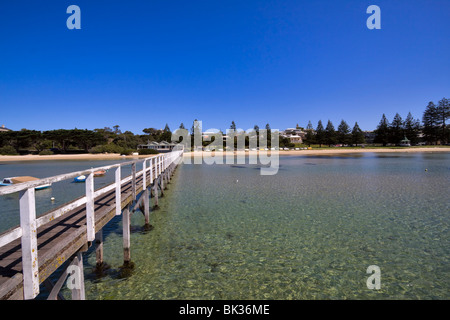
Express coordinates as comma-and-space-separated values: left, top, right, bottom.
138, 148, 159, 155
0, 146, 19, 155
39, 149, 54, 155
120, 148, 135, 156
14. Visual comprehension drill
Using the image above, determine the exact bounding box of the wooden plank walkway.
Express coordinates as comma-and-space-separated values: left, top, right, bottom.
0, 149, 183, 300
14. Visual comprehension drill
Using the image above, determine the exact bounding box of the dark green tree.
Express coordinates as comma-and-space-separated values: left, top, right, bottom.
315, 120, 325, 147
304, 121, 315, 146
389, 113, 404, 144
351, 122, 365, 146
160, 123, 172, 142
325, 120, 337, 147
337, 120, 351, 145
374, 114, 390, 146
422, 102, 439, 144
437, 97, 450, 144
403, 112, 420, 145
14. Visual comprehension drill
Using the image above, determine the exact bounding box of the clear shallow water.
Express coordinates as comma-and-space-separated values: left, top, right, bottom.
1, 153, 449, 299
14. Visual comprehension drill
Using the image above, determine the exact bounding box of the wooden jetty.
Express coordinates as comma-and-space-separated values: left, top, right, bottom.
0, 148, 184, 300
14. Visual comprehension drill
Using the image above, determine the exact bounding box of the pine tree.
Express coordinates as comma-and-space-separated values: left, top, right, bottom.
437, 97, 450, 144
315, 120, 325, 147
374, 114, 390, 146
422, 102, 439, 144
304, 121, 315, 146
325, 120, 337, 147
389, 113, 404, 145
337, 120, 351, 145
403, 112, 420, 145
351, 122, 365, 146
160, 123, 172, 142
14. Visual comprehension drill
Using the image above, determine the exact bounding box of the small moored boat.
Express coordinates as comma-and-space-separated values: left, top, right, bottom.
0, 176, 52, 190
93, 170, 106, 177
73, 175, 86, 183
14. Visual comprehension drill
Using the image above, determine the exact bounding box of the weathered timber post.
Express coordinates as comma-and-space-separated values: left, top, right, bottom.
19, 187, 39, 300
143, 188, 150, 226
95, 229, 103, 267
70, 252, 85, 300
123, 206, 131, 264
159, 176, 165, 197
119, 205, 134, 277
153, 180, 159, 209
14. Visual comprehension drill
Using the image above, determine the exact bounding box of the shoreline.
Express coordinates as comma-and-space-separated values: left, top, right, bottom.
0, 147, 449, 162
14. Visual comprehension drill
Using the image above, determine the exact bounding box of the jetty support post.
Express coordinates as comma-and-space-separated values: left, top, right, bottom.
95, 229, 103, 268
70, 252, 85, 300
123, 205, 131, 264
19, 187, 40, 300
153, 179, 159, 209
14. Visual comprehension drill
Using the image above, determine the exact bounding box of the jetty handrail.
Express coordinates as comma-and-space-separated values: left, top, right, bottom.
0, 147, 183, 299
0, 160, 136, 196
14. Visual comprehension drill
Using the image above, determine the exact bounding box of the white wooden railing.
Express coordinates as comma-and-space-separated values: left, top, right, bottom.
0, 147, 183, 299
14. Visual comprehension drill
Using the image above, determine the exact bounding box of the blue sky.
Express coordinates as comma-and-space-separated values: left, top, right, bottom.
1, 0, 449, 133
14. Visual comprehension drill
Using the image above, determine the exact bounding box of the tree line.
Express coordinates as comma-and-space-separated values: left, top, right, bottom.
1, 97, 448, 155
374, 97, 449, 146
0, 125, 173, 155
303, 120, 365, 147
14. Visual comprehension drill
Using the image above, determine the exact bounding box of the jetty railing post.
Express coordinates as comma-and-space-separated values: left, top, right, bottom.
153, 159, 159, 208
115, 166, 122, 216
85, 172, 95, 242
19, 187, 39, 300
143, 189, 150, 225
159, 156, 162, 176
132, 162, 136, 201
150, 158, 153, 185
142, 159, 147, 190
123, 206, 131, 264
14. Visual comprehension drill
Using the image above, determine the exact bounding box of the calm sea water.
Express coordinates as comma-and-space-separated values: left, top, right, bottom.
1, 153, 449, 299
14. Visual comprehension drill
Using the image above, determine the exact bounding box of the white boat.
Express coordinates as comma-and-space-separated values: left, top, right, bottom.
0, 176, 51, 190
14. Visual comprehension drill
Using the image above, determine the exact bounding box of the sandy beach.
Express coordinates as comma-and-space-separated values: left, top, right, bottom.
1, 147, 449, 162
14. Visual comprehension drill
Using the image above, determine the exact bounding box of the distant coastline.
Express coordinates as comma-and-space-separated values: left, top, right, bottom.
0, 153, 154, 162
1, 147, 449, 162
